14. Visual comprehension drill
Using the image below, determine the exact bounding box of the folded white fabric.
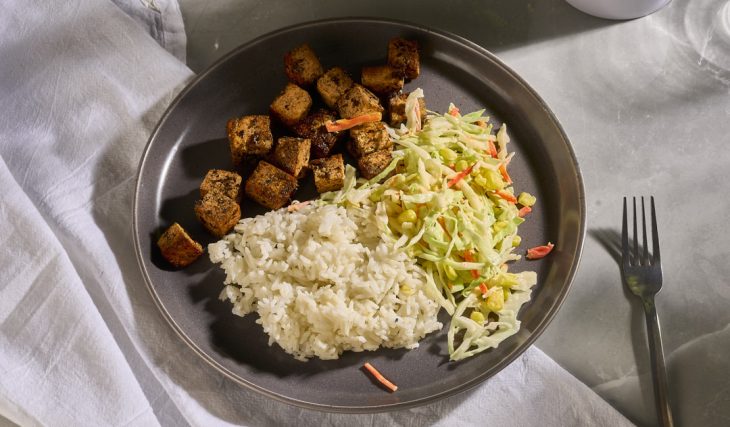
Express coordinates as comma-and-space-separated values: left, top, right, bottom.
0, 0, 632, 426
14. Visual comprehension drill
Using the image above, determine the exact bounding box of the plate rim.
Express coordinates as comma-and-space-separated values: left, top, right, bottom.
132, 17, 586, 413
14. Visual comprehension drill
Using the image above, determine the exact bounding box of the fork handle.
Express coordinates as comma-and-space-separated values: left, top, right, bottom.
643, 297, 674, 427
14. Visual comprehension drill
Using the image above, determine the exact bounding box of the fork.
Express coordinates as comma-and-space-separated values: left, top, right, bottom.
621, 196, 674, 427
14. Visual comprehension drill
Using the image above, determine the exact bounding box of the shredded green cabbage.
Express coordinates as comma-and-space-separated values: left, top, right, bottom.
322, 93, 537, 361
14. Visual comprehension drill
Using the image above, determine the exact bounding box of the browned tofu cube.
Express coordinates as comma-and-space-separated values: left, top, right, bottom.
361, 65, 404, 95
245, 161, 298, 210
349, 121, 392, 157
357, 149, 392, 179
272, 136, 310, 177
387, 93, 427, 127
293, 109, 343, 159
194, 192, 241, 238
200, 169, 242, 201
310, 154, 345, 193
270, 83, 313, 127
157, 223, 204, 268
284, 44, 324, 86
336, 84, 383, 119
387, 38, 420, 80
226, 115, 274, 165
316, 67, 354, 109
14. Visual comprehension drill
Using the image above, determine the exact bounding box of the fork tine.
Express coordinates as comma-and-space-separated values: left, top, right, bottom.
633, 197, 639, 265
641, 197, 649, 265
622, 197, 630, 266
651, 196, 661, 264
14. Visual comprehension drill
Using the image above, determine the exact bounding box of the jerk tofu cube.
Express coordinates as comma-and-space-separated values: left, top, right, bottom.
200, 169, 242, 201
336, 84, 383, 119
157, 223, 203, 268
387, 93, 427, 127
284, 43, 324, 86
357, 148, 392, 179
194, 192, 241, 238
226, 115, 274, 165
361, 65, 404, 95
349, 121, 392, 157
245, 161, 298, 210
310, 154, 345, 193
270, 83, 312, 127
387, 38, 420, 80
272, 136, 310, 177
316, 67, 354, 109
293, 109, 343, 159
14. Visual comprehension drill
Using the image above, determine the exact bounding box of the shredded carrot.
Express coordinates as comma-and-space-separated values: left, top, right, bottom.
479, 283, 488, 295
447, 163, 475, 188
325, 112, 382, 132
526, 242, 555, 260
495, 190, 517, 203
363, 363, 398, 392
518, 206, 532, 217
487, 140, 498, 158
499, 163, 512, 184
448, 106, 460, 116
463, 250, 480, 279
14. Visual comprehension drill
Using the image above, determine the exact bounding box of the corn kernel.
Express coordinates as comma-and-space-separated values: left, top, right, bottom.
470, 311, 485, 324
503, 288, 510, 302
486, 289, 504, 312
400, 284, 415, 296
398, 209, 417, 223
518, 192, 537, 207
512, 235, 522, 247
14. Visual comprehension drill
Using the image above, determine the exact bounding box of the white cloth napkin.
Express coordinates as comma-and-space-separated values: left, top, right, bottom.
0, 0, 632, 425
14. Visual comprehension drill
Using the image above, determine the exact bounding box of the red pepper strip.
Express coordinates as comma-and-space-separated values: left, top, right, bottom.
325, 112, 382, 132
479, 283, 488, 295
363, 363, 398, 392
518, 206, 532, 217
499, 163, 512, 184
447, 164, 475, 188
487, 140, 498, 158
448, 106, 460, 117
526, 242, 555, 260
495, 190, 517, 203
463, 250, 480, 279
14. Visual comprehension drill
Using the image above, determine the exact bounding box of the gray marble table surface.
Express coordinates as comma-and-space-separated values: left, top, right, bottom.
178, 0, 730, 425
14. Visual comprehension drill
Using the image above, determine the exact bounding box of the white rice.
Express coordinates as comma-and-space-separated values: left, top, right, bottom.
208, 202, 442, 361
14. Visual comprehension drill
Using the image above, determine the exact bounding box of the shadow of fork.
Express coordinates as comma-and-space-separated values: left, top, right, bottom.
589, 227, 658, 424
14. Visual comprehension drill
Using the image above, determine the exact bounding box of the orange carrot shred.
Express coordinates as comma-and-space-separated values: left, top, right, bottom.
495, 190, 517, 203
487, 140, 498, 158
499, 163, 512, 184
518, 206, 532, 217
325, 112, 382, 132
448, 106, 460, 116
479, 283, 488, 295
463, 250, 480, 278
363, 363, 398, 392
527, 242, 555, 260
447, 163, 475, 188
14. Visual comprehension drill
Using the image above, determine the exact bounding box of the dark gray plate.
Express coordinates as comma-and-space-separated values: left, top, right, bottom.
133, 18, 585, 412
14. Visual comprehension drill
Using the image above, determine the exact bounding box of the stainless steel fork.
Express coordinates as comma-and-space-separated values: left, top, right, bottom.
621, 196, 674, 427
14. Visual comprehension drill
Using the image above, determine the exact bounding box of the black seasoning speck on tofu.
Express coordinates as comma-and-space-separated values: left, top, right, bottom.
387, 38, 420, 81
272, 136, 311, 177
200, 169, 242, 201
